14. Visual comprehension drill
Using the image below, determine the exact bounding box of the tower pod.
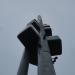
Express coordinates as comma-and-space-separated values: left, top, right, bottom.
47, 36, 62, 56
17, 25, 40, 65
44, 25, 52, 36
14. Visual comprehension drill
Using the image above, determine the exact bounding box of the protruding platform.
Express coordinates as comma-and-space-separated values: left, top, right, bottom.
17, 25, 40, 65
47, 36, 62, 56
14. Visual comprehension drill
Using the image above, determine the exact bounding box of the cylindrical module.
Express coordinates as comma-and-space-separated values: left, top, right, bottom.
17, 49, 29, 75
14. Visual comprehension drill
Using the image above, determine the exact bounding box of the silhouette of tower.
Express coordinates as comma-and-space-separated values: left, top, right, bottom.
17, 16, 62, 75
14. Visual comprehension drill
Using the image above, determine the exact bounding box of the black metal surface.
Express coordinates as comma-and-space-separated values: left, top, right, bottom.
17, 26, 39, 65
31, 19, 40, 32
44, 26, 52, 36
47, 36, 62, 56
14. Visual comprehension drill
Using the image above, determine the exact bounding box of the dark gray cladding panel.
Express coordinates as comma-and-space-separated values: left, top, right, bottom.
28, 19, 40, 33
17, 26, 40, 65
44, 26, 52, 36
47, 36, 62, 56
17, 26, 39, 48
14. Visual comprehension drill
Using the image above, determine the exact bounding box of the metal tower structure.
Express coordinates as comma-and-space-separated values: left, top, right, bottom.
17, 16, 62, 75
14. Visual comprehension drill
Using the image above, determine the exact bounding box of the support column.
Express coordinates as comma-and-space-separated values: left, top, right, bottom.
38, 39, 56, 75
17, 49, 29, 75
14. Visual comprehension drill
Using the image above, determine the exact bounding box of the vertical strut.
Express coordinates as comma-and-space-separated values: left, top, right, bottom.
38, 39, 56, 75
17, 49, 29, 75
37, 15, 56, 75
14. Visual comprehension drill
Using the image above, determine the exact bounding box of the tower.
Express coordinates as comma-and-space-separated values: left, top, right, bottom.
17, 16, 62, 75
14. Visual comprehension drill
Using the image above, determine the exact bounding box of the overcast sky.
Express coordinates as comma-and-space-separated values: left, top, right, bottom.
0, 0, 75, 75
